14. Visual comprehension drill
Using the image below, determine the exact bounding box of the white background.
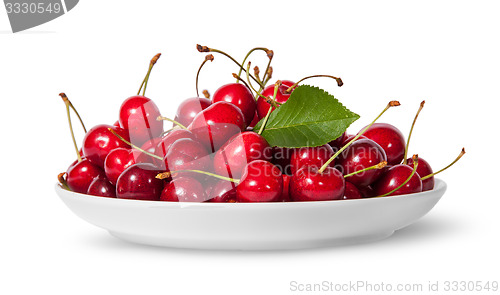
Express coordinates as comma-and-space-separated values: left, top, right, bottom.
1, 1, 499, 294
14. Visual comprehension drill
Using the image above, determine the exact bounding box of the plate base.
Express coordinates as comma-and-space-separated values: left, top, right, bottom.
108, 230, 395, 250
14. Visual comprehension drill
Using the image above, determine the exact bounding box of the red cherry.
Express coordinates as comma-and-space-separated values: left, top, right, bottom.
213, 131, 272, 178
163, 138, 211, 176
236, 160, 283, 202
104, 148, 135, 185
82, 124, 130, 168
407, 157, 434, 191
208, 180, 237, 203
343, 182, 363, 200
66, 158, 106, 194
290, 166, 345, 201
212, 83, 256, 126
118, 95, 164, 146
160, 177, 206, 202
87, 176, 116, 198
290, 144, 335, 175
174, 97, 211, 127
256, 83, 292, 119
113, 120, 121, 128
248, 111, 260, 128
155, 129, 197, 159
373, 164, 422, 196
281, 80, 296, 88
116, 163, 164, 201
336, 138, 387, 187
139, 137, 163, 154
203, 178, 217, 197
188, 101, 246, 152
280, 174, 292, 202
341, 134, 368, 146
133, 136, 165, 166
328, 132, 346, 151
272, 147, 295, 175
360, 123, 406, 165
358, 184, 376, 198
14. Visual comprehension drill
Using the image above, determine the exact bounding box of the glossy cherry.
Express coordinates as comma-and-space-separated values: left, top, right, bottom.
174, 97, 212, 127
407, 157, 434, 191
160, 177, 206, 202
116, 163, 164, 201
236, 160, 283, 202
358, 185, 376, 198
373, 164, 422, 196
87, 176, 116, 198
155, 129, 197, 159
104, 147, 135, 185
290, 166, 345, 201
272, 147, 295, 175
341, 134, 367, 146
336, 138, 387, 187
256, 83, 293, 119
140, 137, 163, 155
281, 80, 296, 88
208, 180, 237, 203
82, 124, 130, 168
343, 182, 363, 200
118, 95, 164, 146
328, 132, 346, 151
203, 178, 217, 197
360, 123, 406, 165
280, 174, 292, 202
163, 138, 211, 176
248, 111, 260, 128
213, 131, 272, 178
212, 83, 256, 126
66, 158, 106, 194
134, 136, 164, 166
188, 101, 246, 152
290, 144, 335, 175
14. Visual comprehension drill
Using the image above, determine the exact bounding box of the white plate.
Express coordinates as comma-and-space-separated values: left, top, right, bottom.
55, 179, 446, 250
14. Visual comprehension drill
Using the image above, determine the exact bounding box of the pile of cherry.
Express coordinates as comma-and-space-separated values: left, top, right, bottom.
58, 46, 465, 203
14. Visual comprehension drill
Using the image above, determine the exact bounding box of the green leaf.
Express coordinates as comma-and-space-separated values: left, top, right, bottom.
253, 85, 360, 148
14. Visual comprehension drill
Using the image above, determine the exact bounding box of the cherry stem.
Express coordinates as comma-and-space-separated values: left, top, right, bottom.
403, 100, 425, 164
196, 54, 214, 97
344, 161, 387, 178
107, 128, 163, 160
202, 90, 210, 99
258, 80, 281, 135
285, 75, 344, 93
58, 172, 70, 190
254, 66, 262, 84
59, 93, 86, 133
245, 61, 269, 100
255, 66, 275, 101
160, 127, 175, 137
137, 53, 161, 96
156, 116, 188, 130
421, 148, 466, 180
253, 56, 274, 101
318, 101, 401, 174
260, 51, 274, 85
197, 44, 264, 88
59, 93, 82, 162
232, 73, 251, 90
264, 66, 273, 85
375, 155, 419, 198
156, 170, 240, 184
236, 47, 272, 83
